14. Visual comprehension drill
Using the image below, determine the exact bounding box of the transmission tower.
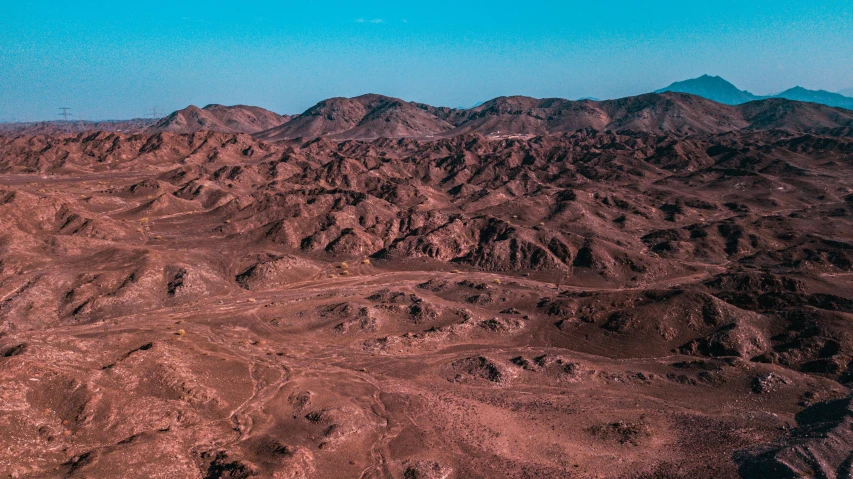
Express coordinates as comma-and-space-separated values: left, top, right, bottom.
147, 107, 161, 119
59, 107, 72, 121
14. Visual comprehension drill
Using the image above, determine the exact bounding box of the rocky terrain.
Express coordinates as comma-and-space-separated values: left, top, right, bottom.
0, 92, 852, 478
0, 119, 158, 137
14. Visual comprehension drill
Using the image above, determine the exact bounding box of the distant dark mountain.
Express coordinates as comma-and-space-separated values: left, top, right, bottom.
841, 88, 853, 98
149, 104, 290, 134
656, 75, 853, 110
655, 75, 760, 105
773, 87, 853, 110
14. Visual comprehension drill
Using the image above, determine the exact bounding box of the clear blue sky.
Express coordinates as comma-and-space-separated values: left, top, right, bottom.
1, 1, 852, 121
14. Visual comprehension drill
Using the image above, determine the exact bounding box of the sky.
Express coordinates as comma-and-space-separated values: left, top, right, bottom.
1, 0, 852, 121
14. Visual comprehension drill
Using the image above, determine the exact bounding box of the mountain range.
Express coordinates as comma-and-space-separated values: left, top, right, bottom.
4, 77, 853, 140
657, 74, 853, 109
167, 91, 853, 140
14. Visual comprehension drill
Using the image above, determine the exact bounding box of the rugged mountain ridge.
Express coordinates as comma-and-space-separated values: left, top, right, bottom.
253, 91, 853, 141
254, 94, 453, 141
4, 90, 853, 140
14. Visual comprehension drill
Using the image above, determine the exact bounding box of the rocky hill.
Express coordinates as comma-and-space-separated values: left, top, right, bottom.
148, 104, 290, 134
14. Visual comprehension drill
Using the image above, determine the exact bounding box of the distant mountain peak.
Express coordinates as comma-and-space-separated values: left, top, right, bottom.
654, 76, 853, 111
776, 86, 819, 96
772, 86, 853, 110
696, 74, 725, 81
655, 75, 759, 105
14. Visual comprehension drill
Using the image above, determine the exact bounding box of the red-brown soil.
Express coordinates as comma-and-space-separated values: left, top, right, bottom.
0, 98, 852, 478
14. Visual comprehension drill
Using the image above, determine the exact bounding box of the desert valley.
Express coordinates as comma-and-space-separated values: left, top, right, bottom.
1, 91, 853, 478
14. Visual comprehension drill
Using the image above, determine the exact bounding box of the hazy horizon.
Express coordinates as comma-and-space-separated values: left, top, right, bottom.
2, 1, 852, 122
